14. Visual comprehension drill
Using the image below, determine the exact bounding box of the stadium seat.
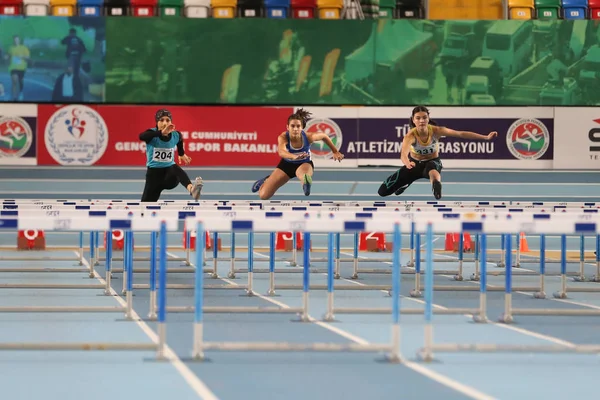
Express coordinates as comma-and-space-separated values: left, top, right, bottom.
211, 0, 236, 17
429, 0, 502, 19
0, 0, 23, 15
184, 0, 209, 15
291, 0, 314, 17
50, 0, 76, 15
534, 0, 560, 18
159, 0, 183, 15
104, 0, 130, 15
590, 0, 600, 17
508, 0, 534, 18
22, 0, 49, 14
561, 0, 587, 18
395, 0, 423, 18
78, 0, 103, 15
237, 0, 262, 16
130, 0, 156, 15
316, 0, 342, 18
377, 0, 394, 17
264, 0, 288, 17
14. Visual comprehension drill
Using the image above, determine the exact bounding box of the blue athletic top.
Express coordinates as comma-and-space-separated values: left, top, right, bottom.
145, 128, 180, 168
284, 130, 311, 164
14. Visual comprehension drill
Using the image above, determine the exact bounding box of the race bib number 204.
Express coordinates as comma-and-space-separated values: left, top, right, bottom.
153, 148, 174, 163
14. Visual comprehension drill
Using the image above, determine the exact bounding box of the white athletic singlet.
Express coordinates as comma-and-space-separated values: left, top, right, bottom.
410, 125, 438, 157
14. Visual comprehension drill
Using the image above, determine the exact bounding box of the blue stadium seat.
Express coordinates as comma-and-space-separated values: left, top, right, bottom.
78, 0, 103, 15
561, 0, 587, 18
264, 0, 289, 17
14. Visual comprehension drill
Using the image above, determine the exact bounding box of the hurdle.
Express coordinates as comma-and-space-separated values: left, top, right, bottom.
0, 216, 184, 357
415, 217, 600, 362
185, 218, 402, 362
4, 200, 600, 285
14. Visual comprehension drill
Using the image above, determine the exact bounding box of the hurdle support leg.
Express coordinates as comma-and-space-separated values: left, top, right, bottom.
473, 234, 488, 323
351, 232, 359, 279
573, 234, 586, 282
121, 232, 129, 295
296, 232, 311, 322
290, 232, 297, 267
454, 232, 464, 281
553, 235, 569, 299
334, 233, 341, 279
78, 231, 85, 269
104, 232, 113, 296
406, 222, 415, 269
419, 223, 434, 362
245, 232, 256, 297
497, 234, 506, 268
192, 223, 206, 361
409, 233, 422, 298
89, 232, 96, 276
228, 232, 236, 279
323, 233, 335, 322
185, 230, 191, 266
95, 231, 100, 266
267, 232, 276, 296
533, 234, 547, 299
498, 234, 514, 323
515, 233, 521, 268
156, 221, 168, 361
471, 234, 480, 281
210, 232, 218, 279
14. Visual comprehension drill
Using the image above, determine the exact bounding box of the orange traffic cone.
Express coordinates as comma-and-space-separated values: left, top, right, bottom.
519, 232, 530, 252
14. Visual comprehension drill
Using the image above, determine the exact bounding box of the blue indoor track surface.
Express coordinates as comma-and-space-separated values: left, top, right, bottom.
0, 166, 599, 400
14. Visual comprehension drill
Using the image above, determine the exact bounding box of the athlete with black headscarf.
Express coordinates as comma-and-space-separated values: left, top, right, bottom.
139, 109, 203, 202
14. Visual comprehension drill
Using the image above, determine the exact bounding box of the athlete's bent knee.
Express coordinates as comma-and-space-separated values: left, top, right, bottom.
377, 185, 391, 197
259, 190, 273, 200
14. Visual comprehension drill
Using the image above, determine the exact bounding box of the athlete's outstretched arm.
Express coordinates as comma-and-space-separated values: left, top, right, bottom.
436, 126, 497, 140
139, 129, 160, 143
307, 132, 344, 161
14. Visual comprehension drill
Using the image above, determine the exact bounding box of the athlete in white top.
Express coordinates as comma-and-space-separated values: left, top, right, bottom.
378, 106, 497, 200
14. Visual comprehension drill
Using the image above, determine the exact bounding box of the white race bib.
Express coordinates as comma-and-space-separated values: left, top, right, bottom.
152, 148, 174, 163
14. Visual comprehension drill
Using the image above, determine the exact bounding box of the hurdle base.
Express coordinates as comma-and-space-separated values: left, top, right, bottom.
497, 313, 514, 324
377, 353, 403, 364
0, 342, 157, 351
427, 343, 600, 354
472, 315, 488, 324
200, 341, 392, 353
416, 350, 438, 363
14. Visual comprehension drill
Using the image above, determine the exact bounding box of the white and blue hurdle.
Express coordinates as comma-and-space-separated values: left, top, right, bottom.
3, 204, 600, 296
2, 211, 600, 360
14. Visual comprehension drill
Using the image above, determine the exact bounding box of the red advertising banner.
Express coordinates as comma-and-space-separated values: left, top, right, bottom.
37, 105, 294, 166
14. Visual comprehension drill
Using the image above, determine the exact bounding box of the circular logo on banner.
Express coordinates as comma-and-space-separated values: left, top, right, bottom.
506, 118, 550, 160
45, 105, 108, 166
305, 118, 343, 159
0, 116, 33, 158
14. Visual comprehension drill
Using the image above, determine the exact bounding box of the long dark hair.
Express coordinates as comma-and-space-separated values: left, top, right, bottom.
287, 108, 312, 128
409, 106, 437, 128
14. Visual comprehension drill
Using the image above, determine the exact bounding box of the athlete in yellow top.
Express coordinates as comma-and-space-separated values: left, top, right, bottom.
378, 106, 497, 199
4, 35, 30, 101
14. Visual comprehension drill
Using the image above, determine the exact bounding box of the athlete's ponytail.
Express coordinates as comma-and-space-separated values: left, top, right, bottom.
288, 108, 312, 128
